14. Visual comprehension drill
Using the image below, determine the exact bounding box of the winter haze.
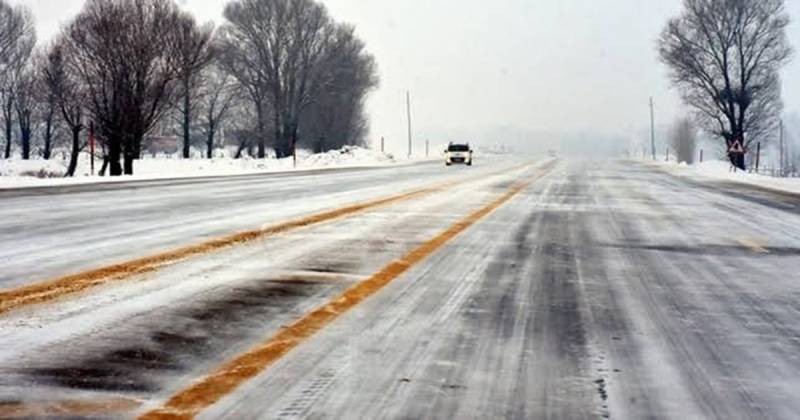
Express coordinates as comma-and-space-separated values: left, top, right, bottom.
15, 0, 800, 155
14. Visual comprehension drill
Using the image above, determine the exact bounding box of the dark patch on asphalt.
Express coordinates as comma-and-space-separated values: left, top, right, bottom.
16, 279, 325, 393
535, 211, 589, 356
491, 180, 515, 191
601, 242, 800, 256
298, 257, 360, 276
22, 366, 153, 392
456, 200, 598, 417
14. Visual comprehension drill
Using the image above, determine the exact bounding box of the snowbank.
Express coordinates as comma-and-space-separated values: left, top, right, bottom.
644, 158, 800, 195
0, 146, 403, 189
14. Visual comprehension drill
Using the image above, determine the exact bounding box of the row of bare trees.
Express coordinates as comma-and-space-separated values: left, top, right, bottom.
217, 0, 377, 159
0, 0, 378, 176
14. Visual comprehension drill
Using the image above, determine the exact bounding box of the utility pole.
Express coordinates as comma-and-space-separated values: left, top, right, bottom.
650, 97, 656, 160
426, 139, 429, 157
406, 91, 412, 159
381, 136, 385, 153
779, 119, 784, 177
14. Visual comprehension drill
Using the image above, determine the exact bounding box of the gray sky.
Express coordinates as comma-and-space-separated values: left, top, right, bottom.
15, 0, 800, 155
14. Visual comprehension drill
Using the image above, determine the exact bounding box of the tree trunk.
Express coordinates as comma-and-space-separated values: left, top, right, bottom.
256, 102, 266, 159
314, 137, 324, 154
43, 136, 52, 160
133, 140, 142, 160
206, 122, 215, 159
100, 156, 109, 176
20, 126, 30, 160
123, 153, 134, 175
272, 108, 282, 158
18, 108, 31, 160
43, 118, 53, 160
234, 141, 246, 159
3, 96, 12, 159
65, 127, 81, 177
3, 116, 10, 159
289, 122, 299, 161
109, 137, 123, 176
183, 79, 191, 159
278, 122, 295, 158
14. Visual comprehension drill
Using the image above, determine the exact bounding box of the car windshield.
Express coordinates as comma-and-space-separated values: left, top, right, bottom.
448, 144, 470, 152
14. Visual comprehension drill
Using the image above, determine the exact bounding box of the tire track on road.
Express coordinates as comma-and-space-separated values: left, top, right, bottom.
137, 162, 557, 420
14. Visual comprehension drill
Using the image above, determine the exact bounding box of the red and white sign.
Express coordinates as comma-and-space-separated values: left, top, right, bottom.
729, 139, 745, 154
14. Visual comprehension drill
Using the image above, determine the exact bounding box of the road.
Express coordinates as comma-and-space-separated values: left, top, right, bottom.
2, 158, 800, 419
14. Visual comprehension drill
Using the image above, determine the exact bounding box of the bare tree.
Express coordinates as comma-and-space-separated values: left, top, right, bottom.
1, 86, 12, 158
223, 99, 257, 159
0, 1, 35, 158
299, 23, 378, 153
220, 0, 334, 159
0, 1, 34, 68
13, 65, 35, 159
174, 12, 215, 159
217, 0, 273, 158
41, 41, 88, 177
61, 0, 184, 175
34, 54, 61, 160
658, 0, 793, 170
198, 66, 240, 158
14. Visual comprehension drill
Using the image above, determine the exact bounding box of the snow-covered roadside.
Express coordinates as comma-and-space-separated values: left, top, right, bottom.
642, 158, 800, 195
0, 146, 432, 189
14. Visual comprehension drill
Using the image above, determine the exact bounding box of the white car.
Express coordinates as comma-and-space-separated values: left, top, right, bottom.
445, 143, 473, 166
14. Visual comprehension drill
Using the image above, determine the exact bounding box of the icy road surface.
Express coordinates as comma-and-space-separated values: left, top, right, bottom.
1, 159, 800, 419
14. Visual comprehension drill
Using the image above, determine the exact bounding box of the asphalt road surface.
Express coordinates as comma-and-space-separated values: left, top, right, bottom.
2, 158, 800, 419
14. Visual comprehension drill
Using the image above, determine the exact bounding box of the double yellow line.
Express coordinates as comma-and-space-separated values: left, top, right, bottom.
0, 161, 556, 419
139, 163, 555, 419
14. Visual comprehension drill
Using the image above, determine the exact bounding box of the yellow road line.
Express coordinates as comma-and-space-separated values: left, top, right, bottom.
0, 163, 538, 317
0, 188, 435, 316
138, 164, 554, 420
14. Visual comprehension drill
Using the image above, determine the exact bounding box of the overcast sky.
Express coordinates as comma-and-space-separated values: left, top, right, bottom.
14, 0, 800, 155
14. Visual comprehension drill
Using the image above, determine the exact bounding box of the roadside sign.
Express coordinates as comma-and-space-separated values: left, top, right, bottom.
729, 139, 744, 154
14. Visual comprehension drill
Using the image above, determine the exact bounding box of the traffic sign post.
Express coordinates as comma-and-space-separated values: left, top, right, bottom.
729, 139, 745, 172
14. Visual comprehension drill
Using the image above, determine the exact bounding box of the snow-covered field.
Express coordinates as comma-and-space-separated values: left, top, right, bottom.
644, 158, 800, 194
0, 146, 429, 189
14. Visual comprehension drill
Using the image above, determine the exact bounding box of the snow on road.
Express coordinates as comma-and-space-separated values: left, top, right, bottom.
2, 158, 800, 419
0, 156, 520, 290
